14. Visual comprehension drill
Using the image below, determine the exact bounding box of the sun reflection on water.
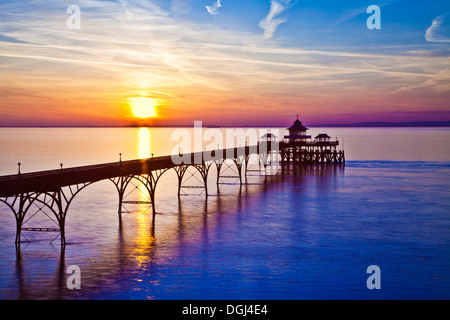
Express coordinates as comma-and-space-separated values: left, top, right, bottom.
131, 127, 155, 268
133, 213, 155, 267
138, 127, 151, 159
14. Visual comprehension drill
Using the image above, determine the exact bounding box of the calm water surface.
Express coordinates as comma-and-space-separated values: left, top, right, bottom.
0, 127, 449, 299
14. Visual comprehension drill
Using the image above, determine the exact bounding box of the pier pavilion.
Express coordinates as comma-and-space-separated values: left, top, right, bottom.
280, 116, 345, 165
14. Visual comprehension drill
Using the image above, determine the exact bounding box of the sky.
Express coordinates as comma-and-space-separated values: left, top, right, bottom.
0, 0, 449, 126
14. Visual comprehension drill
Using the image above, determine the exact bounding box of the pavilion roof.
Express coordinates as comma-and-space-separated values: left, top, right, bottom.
288, 119, 308, 131
315, 133, 331, 139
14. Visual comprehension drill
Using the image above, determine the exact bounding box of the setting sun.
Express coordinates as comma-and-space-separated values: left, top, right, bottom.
129, 97, 158, 118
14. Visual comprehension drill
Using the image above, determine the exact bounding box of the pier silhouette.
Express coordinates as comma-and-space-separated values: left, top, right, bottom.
0, 144, 279, 245
0, 120, 344, 246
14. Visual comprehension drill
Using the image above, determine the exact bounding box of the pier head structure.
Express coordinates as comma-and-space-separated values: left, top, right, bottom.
0, 117, 344, 245
280, 116, 345, 165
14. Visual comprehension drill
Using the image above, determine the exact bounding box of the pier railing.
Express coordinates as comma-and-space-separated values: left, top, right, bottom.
0, 144, 278, 197
280, 140, 339, 147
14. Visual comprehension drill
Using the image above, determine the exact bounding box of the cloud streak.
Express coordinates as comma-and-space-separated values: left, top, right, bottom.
205, 0, 222, 15
425, 13, 450, 43
259, 0, 292, 39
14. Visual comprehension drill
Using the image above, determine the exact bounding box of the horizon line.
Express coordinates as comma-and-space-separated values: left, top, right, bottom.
0, 120, 450, 129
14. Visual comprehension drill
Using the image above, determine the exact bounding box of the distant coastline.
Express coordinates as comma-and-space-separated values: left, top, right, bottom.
311, 121, 450, 128
0, 121, 449, 128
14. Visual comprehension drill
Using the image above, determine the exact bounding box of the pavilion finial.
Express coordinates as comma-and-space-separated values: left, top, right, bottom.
296, 114, 299, 120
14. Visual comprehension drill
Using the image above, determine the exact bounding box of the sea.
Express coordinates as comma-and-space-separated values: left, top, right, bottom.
0, 127, 448, 300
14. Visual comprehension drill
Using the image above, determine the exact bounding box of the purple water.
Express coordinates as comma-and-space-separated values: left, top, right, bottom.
0, 128, 449, 299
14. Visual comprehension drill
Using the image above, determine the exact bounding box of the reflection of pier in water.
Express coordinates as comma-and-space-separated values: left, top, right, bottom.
11, 165, 343, 299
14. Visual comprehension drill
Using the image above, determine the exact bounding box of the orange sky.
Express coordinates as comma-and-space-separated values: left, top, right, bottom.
0, 1, 449, 127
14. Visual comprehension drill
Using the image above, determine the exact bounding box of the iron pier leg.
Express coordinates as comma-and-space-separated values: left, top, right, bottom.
56, 189, 66, 246
118, 191, 124, 219
13, 194, 26, 245
15, 216, 23, 245
59, 219, 66, 246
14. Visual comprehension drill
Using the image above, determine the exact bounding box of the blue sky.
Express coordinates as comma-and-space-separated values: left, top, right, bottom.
163, 0, 450, 48
0, 0, 448, 126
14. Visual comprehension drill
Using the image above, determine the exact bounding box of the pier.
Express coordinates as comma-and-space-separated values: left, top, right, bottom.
280, 116, 345, 166
0, 118, 344, 246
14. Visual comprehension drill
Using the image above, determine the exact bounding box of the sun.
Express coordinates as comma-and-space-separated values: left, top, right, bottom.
129, 97, 158, 118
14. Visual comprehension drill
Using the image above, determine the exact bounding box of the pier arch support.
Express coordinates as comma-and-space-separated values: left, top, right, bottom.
0, 181, 95, 246
174, 161, 214, 197
110, 169, 170, 218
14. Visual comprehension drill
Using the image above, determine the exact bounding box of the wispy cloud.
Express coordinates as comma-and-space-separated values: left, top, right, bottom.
171, 0, 193, 18
259, 0, 292, 39
205, 0, 222, 16
425, 12, 450, 43
332, 0, 403, 27
0, 0, 448, 126
393, 67, 450, 95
